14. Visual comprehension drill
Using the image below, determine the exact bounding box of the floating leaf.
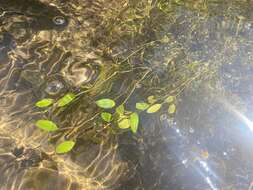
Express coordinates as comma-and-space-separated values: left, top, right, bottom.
35, 98, 54, 108
118, 118, 130, 129
117, 113, 128, 121
96, 99, 115, 109
57, 93, 76, 107
56, 140, 75, 154
201, 150, 209, 159
35, 120, 58, 132
174, 0, 184, 5
147, 95, 156, 104
130, 112, 139, 133
168, 104, 176, 114
136, 102, 149, 111
147, 104, 162, 113
116, 104, 124, 115
101, 112, 112, 122
165, 96, 174, 103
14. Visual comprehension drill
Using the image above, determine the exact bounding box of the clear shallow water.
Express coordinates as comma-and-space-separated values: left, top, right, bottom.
1, 0, 253, 189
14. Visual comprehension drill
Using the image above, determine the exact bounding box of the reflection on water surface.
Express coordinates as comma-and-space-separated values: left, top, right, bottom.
1, 0, 253, 189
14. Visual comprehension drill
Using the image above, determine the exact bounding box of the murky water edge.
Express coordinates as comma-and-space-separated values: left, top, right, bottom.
1, 0, 253, 190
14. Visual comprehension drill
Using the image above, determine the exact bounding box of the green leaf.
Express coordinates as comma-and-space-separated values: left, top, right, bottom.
35, 98, 54, 108
35, 120, 58, 132
130, 112, 139, 133
96, 98, 115, 109
147, 95, 156, 104
101, 112, 112, 122
136, 102, 149, 111
146, 104, 162, 113
118, 113, 128, 121
56, 140, 75, 154
57, 93, 76, 107
165, 96, 174, 103
168, 104, 176, 114
174, 0, 183, 5
116, 104, 124, 115
118, 118, 130, 129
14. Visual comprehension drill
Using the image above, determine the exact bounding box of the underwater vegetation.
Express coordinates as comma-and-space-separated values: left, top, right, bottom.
1, 0, 253, 189
28, 0, 219, 157
34, 93, 177, 153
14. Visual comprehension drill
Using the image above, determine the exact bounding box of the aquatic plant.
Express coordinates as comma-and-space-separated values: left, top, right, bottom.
32, 0, 215, 154
35, 91, 178, 154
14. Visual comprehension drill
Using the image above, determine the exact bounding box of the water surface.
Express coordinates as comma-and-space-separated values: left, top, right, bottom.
1, 0, 253, 190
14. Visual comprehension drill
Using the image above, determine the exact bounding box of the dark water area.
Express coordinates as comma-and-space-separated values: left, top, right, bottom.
1, 0, 253, 190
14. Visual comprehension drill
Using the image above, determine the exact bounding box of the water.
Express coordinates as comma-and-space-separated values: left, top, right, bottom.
1, 0, 253, 189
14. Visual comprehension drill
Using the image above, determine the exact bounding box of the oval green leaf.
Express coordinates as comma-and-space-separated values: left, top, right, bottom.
118, 118, 130, 129
165, 96, 174, 103
136, 102, 149, 111
101, 112, 112, 122
57, 93, 76, 107
130, 112, 139, 133
96, 98, 115, 109
35, 120, 58, 132
56, 140, 75, 154
168, 104, 176, 114
116, 104, 124, 115
35, 98, 54, 108
146, 104, 162, 113
147, 96, 156, 104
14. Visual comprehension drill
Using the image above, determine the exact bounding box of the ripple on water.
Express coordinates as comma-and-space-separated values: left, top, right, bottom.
52, 16, 67, 26
61, 61, 99, 88
45, 80, 65, 96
